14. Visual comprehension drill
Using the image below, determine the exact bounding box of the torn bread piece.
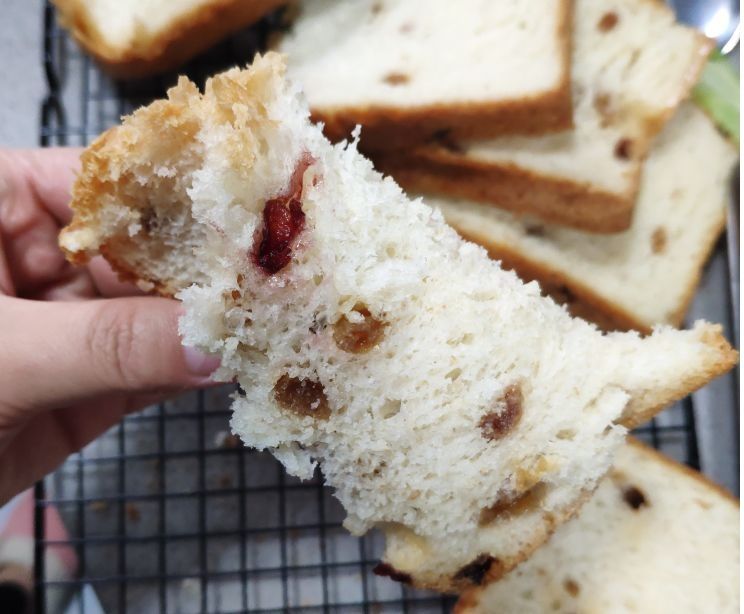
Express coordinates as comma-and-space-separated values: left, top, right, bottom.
378, 0, 713, 232
52, 0, 287, 78
415, 103, 736, 333
455, 439, 739, 614
276, 0, 574, 149
59, 54, 736, 593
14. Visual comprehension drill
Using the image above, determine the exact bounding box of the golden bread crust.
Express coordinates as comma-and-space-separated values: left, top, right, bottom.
379, 160, 637, 233
52, 0, 287, 78
447, 214, 727, 334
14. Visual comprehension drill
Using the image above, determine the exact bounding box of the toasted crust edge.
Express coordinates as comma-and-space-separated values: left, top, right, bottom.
447, 212, 727, 334
52, 0, 287, 78
275, 0, 574, 150
382, 489, 594, 595
374, 29, 715, 231
454, 437, 739, 613
622, 324, 738, 429
379, 162, 637, 233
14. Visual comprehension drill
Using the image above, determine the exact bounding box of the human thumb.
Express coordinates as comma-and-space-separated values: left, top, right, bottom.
0, 295, 220, 411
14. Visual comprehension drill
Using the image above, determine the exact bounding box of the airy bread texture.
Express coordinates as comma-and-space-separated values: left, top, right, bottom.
59, 54, 736, 593
379, 0, 713, 232
52, 0, 287, 78
456, 439, 740, 614
417, 103, 737, 333
276, 0, 573, 149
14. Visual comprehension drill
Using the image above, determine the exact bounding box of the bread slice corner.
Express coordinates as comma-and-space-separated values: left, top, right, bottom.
52, 0, 287, 78
276, 0, 575, 150
454, 438, 739, 613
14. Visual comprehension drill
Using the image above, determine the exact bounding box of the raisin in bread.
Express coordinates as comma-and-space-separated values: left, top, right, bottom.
455, 438, 739, 613
276, 0, 573, 150
59, 54, 736, 593
378, 0, 713, 232
410, 103, 736, 333
52, 0, 287, 78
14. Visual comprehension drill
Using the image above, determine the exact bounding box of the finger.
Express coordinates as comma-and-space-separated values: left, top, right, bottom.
0, 390, 183, 503
0, 295, 221, 412
87, 256, 146, 298
32, 267, 97, 301
0, 148, 83, 225
0, 396, 128, 504
0, 232, 15, 295
0, 148, 83, 296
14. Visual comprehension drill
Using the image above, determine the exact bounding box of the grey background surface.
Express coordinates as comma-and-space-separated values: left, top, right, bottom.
0, 0, 44, 147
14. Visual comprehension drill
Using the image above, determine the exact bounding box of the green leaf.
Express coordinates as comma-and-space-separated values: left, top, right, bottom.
692, 50, 740, 144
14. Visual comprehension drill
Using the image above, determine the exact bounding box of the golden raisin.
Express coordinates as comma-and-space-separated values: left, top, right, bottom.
333, 304, 386, 354
454, 555, 501, 585
598, 11, 619, 31
564, 578, 580, 597
651, 227, 667, 254
593, 92, 615, 127
479, 483, 544, 525
479, 384, 523, 441
614, 138, 633, 160
622, 485, 648, 510
382, 72, 410, 85
593, 92, 611, 115
274, 375, 331, 420
524, 223, 545, 237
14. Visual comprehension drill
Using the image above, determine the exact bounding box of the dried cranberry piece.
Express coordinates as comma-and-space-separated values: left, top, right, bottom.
253, 154, 315, 275
255, 197, 306, 274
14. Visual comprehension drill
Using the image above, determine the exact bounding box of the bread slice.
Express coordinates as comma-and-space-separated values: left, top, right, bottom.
410, 103, 736, 334
275, 0, 574, 150
378, 0, 713, 232
59, 54, 736, 593
52, 0, 287, 78
455, 438, 739, 613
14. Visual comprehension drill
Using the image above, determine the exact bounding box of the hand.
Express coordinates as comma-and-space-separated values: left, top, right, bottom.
0, 148, 220, 504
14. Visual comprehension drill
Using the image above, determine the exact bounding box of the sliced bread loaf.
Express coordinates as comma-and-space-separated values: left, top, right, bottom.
59, 54, 736, 593
379, 0, 713, 232
410, 103, 736, 333
276, 0, 574, 149
455, 438, 739, 613
52, 0, 287, 78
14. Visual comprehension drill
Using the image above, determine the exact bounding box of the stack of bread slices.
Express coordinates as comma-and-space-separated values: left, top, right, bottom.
278, 0, 736, 334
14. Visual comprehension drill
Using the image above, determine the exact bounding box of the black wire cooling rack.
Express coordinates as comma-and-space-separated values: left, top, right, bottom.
34, 2, 739, 613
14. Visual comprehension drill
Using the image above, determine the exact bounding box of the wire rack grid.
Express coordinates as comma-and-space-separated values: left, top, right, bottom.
33, 2, 738, 613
